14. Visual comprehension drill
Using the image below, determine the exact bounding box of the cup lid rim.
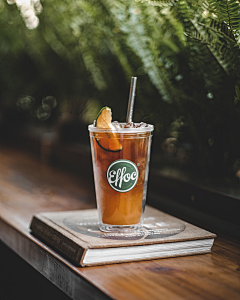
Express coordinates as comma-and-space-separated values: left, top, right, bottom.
88, 123, 154, 133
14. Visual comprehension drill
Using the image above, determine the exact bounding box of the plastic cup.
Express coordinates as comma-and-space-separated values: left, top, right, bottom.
88, 123, 154, 232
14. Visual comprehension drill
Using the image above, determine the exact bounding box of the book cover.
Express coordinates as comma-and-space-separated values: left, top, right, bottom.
30, 206, 216, 267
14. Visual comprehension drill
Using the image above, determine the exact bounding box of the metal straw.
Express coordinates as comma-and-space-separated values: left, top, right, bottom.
126, 77, 137, 123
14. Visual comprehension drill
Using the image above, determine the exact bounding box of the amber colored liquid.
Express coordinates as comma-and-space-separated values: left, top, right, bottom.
90, 131, 151, 225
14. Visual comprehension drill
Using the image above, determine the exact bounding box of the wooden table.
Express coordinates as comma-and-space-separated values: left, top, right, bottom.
0, 146, 240, 300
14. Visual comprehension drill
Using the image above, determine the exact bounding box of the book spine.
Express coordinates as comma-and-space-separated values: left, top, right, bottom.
30, 216, 85, 266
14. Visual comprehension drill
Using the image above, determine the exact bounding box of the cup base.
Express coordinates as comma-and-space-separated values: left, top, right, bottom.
99, 223, 142, 233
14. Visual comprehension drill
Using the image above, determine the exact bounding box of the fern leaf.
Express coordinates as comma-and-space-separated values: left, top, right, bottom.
208, 0, 240, 39
136, 0, 174, 8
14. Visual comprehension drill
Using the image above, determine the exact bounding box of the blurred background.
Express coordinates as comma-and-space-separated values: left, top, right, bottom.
0, 0, 240, 190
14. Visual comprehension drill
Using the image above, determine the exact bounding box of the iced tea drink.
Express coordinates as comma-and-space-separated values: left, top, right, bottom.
89, 123, 153, 232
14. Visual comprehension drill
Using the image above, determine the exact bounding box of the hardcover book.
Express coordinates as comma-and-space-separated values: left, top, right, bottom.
30, 206, 216, 267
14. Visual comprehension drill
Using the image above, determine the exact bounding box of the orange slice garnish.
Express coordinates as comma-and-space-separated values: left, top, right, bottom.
95, 107, 122, 152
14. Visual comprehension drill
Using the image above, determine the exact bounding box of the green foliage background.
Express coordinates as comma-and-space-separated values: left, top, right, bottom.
0, 0, 240, 178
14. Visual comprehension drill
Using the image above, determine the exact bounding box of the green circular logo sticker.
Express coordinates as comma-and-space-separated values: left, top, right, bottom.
106, 159, 139, 193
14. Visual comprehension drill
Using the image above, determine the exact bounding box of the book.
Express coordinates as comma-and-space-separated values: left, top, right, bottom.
30, 206, 216, 267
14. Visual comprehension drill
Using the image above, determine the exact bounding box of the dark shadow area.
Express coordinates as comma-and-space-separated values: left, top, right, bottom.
0, 241, 71, 300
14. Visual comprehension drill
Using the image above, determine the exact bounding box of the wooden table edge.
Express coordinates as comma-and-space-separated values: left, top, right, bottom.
0, 212, 112, 300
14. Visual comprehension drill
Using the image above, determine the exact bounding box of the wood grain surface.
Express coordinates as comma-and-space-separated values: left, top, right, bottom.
0, 146, 239, 300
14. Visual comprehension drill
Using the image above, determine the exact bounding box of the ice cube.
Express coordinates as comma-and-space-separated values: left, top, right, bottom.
124, 122, 136, 128
136, 122, 148, 128
112, 121, 122, 129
